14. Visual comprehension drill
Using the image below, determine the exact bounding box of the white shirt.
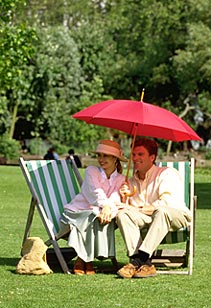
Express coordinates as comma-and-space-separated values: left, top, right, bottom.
129, 164, 191, 217
64, 165, 125, 217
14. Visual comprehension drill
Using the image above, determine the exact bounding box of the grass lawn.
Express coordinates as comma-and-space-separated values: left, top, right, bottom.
0, 165, 211, 308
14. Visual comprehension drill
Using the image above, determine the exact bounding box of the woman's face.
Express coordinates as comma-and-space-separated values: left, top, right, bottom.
97, 153, 117, 172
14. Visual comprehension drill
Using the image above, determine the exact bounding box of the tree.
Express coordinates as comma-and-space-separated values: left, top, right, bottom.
20, 26, 110, 146
0, 0, 37, 139
172, 5, 211, 141
5, 0, 211, 150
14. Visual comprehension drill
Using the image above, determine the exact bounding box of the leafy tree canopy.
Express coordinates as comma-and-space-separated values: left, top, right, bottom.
1, 0, 211, 153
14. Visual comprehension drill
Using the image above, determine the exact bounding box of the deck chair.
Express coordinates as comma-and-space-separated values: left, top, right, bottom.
19, 157, 83, 274
143, 158, 196, 275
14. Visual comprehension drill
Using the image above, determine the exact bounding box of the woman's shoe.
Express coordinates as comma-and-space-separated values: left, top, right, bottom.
85, 262, 95, 275
73, 257, 86, 275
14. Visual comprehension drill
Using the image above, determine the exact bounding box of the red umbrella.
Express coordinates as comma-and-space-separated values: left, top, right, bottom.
73, 99, 201, 141
72, 97, 201, 179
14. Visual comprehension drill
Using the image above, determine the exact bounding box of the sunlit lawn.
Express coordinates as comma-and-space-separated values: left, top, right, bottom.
0, 165, 211, 308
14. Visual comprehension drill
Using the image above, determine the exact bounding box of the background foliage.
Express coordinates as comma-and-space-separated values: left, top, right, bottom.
1, 0, 211, 157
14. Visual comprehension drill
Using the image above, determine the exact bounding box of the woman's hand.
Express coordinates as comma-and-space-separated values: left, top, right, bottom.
98, 205, 112, 224
115, 201, 126, 210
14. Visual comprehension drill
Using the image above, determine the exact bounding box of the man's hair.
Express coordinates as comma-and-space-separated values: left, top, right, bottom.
68, 149, 75, 155
133, 138, 158, 157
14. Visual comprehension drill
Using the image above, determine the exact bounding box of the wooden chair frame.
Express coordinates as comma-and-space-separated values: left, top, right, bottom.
19, 157, 118, 274
19, 157, 82, 274
148, 158, 196, 275
19, 157, 196, 275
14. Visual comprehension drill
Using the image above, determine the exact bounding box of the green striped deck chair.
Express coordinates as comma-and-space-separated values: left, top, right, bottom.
141, 158, 196, 275
19, 157, 83, 274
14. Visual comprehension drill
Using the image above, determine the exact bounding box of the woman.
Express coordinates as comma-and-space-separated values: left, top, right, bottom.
60, 140, 127, 275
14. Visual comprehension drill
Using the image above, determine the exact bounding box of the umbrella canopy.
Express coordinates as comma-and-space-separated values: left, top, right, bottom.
72, 99, 201, 142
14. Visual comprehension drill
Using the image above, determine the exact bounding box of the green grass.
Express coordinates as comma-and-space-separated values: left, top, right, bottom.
0, 165, 211, 308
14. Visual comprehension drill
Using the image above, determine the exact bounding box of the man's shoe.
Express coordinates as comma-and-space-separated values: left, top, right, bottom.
133, 264, 157, 278
73, 257, 86, 275
86, 262, 95, 275
117, 263, 138, 279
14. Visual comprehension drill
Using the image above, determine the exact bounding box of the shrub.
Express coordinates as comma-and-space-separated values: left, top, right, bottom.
158, 148, 164, 160
205, 150, 211, 160
49, 140, 69, 156
0, 135, 21, 160
27, 138, 47, 156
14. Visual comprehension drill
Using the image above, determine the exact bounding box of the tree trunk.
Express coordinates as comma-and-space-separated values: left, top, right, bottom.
166, 140, 172, 156
9, 102, 18, 139
166, 95, 195, 155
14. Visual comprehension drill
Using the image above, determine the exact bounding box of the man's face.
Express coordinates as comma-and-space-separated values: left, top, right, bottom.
132, 145, 155, 173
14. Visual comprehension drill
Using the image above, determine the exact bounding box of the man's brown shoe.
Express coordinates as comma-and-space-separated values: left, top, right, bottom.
117, 263, 138, 279
86, 262, 95, 275
73, 257, 86, 275
133, 264, 157, 278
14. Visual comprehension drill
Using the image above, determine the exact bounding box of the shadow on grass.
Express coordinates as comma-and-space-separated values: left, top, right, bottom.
46, 251, 122, 274
0, 257, 20, 274
0, 257, 65, 275
0, 257, 19, 267
0, 255, 121, 275
195, 183, 211, 209
48, 259, 122, 275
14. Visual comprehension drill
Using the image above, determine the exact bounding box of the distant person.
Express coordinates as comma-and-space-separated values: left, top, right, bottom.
21, 140, 28, 153
67, 149, 82, 168
43, 147, 59, 160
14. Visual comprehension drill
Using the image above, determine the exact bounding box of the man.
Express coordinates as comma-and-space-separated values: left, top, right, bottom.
67, 149, 82, 168
116, 138, 191, 279
43, 147, 59, 160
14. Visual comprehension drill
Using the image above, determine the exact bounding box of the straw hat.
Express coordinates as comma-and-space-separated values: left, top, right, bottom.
94, 140, 128, 162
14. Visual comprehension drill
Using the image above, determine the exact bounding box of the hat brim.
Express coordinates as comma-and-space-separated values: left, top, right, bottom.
92, 150, 128, 162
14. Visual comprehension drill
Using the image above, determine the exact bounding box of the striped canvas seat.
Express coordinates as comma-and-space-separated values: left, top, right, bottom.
141, 159, 196, 274
141, 161, 190, 244
26, 159, 81, 233
19, 157, 82, 274
158, 161, 190, 244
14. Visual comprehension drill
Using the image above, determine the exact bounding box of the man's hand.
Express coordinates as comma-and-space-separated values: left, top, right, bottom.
119, 182, 130, 198
139, 204, 155, 216
120, 181, 136, 203
98, 205, 112, 224
115, 201, 126, 209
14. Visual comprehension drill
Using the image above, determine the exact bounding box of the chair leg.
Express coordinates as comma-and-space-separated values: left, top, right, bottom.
21, 197, 36, 254
111, 257, 119, 271
51, 240, 71, 274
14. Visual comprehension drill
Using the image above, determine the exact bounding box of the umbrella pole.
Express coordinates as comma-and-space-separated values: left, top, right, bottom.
141, 88, 145, 102
126, 89, 144, 181
125, 126, 137, 181
124, 87, 145, 195
124, 129, 137, 202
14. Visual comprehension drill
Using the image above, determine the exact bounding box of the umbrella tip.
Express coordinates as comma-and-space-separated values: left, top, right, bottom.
140, 88, 145, 102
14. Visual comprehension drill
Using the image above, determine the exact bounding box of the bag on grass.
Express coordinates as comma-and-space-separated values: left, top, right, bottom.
16, 237, 53, 275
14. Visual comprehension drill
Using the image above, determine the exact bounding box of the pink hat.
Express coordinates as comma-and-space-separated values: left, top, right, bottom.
94, 140, 128, 162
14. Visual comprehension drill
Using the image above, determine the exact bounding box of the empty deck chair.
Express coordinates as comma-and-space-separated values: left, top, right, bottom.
142, 158, 196, 275
19, 157, 83, 274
